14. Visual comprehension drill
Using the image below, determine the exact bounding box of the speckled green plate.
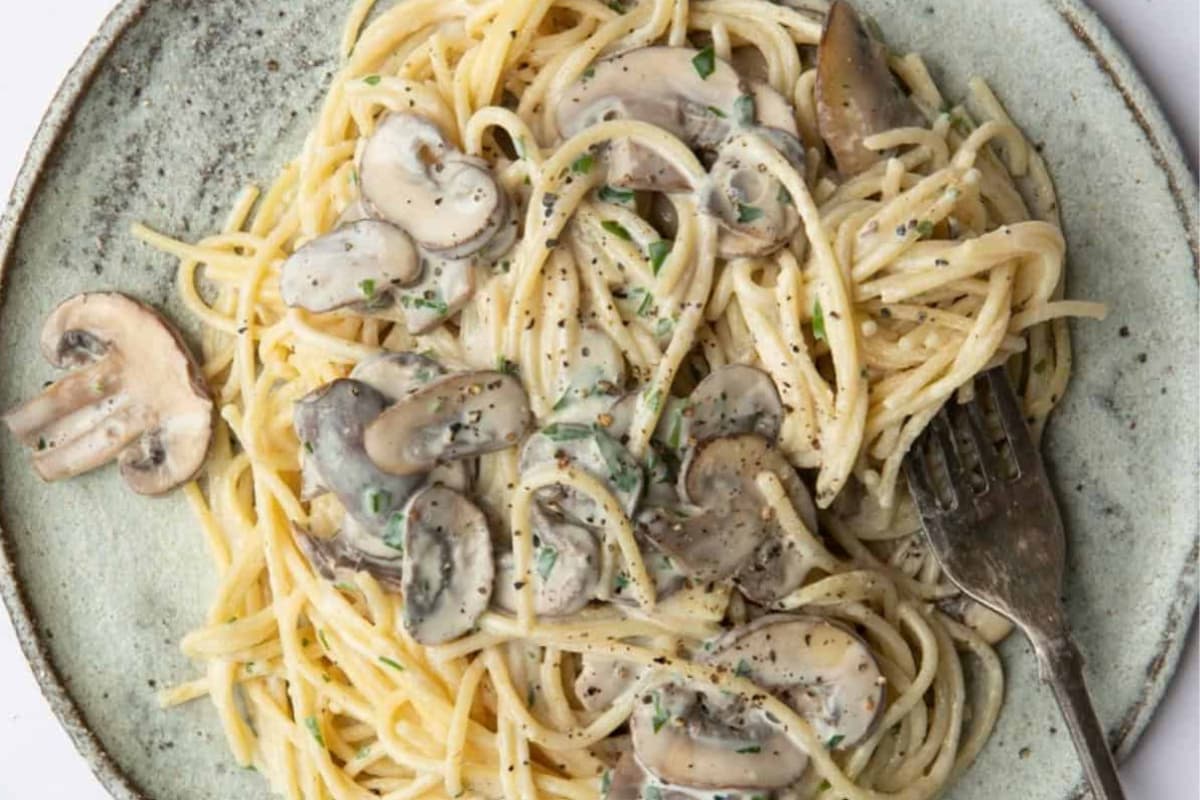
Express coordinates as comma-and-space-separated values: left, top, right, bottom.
0, 1, 1195, 799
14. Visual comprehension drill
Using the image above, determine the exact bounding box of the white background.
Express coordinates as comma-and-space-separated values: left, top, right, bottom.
0, 1, 1196, 798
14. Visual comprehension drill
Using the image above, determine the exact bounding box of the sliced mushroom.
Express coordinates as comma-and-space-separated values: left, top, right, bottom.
279, 220, 422, 314
709, 131, 804, 257
293, 379, 423, 530
609, 528, 688, 605
349, 351, 445, 401
397, 251, 477, 335
706, 614, 886, 749
3, 292, 214, 495
557, 47, 750, 191
292, 517, 404, 593
750, 81, 800, 138
679, 364, 784, 448
492, 504, 600, 617
365, 371, 532, 475
937, 594, 1014, 644
815, 0, 924, 176
360, 113, 509, 257
631, 680, 807, 790
642, 434, 817, 604
575, 653, 647, 713
519, 423, 644, 525
548, 327, 626, 424
402, 485, 494, 644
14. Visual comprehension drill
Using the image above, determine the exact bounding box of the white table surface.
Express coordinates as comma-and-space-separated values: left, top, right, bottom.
0, 1, 1196, 798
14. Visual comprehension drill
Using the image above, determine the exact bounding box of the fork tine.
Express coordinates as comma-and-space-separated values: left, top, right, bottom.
903, 438, 941, 517
930, 408, 972, 506
984, 367, 1041, 477
955, 395, 1002, 487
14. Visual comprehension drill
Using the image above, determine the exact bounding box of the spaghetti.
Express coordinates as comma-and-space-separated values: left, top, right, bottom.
134, 0, 1104, 798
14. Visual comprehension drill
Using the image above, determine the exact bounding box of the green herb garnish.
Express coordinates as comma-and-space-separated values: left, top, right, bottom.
812, 298, 826, 342
536, 546, 559, 580
541, 423, 592, 442
582, 66, 595, 80
734, 658, 751, 677
571, 152, 595, 174
647, 239, 672, 275
636, 288, 654, 317
826, 734, 845, 749
304, 716, 325, 747
363, 487, 391, 515
916, 219, 935, 239
651, 691, 669, 732
600, 769, 612, 796
379, 656, 405, 672
644, 787, 663, 800
692, 46, 715, 79
601, 220, 632, 240
401, 294, 450, 316
734, 93, 756, 126
318, 629, 331, 651
736, 745, 762, 754
706, 105, 727, 118
383, 512, 405, 552
737, 203, 764, 223
777, 184, 792, 205
598, 185, 635, 204
497, 356, 519, 375
655, 317, 674, 337
613, 572, 630, 591
644, 387, 663, 413
363, 75, 382, 86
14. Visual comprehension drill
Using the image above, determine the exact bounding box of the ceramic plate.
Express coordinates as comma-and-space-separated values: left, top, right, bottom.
0, 1, 1195, 798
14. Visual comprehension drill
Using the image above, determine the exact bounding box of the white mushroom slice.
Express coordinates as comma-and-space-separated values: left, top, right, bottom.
293, 379, 424, 530
707, 614, 887, 749
279, 220, 422, 313
631, 681, 807, 790
815, 0, 924, 176
292, 517, 404, 593
642, 435, 817, 603
680, 365, 784, 448
709, 131, 804, 258
398, 251, 477, 334
401, 485, 494, 644
365, 371, 532, 476
492, 505, 600, 617
575, 653, 647, 712
519, 423, 643, 525
349, 351, 445, 401
360, 113, 508, 257
609, 529, 688, 605
549, 327, 626, 420
557, 47, 751, 190
937, 594, 1014, 644
2, 292, 213, 495
750, 80, 800, 137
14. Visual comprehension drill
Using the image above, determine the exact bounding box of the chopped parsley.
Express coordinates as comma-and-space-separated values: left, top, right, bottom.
1033, 358, 1048, 374
737, 203, 764, 223
635, 288, 654, 317
541, 423, 593, 442
383, 512, 405, 552
651, 691, 669, 732
826, 734, 845, 749
334, 582, 358, 593
644, 787, 663, 800
595, 431, 640, 493
734, 93, 756, 126
536, 546, 559, 580
777, 184, 792, 205
362, 75, 382, 86
582, 66, 595, 80
379, 656, 405, 672
706, 105, 727, 118
497, 356, 519, 375
304, 716, 325, 747
571, 152, 595, 174
643, 387, 663, 413
514, 136, 527, 159
606, 0, 625, 11
363, 487, 391, 515
318, 629, 331, 651
734, 658, 751, 677
647, 239, 672, 275
811, 298, 827, 342
598, 185, 635, 204
666, 402, 686, 449
916, 219, 935, 239
655, 317, 674, 337
401, 294, 450, 316
600, 769, 612, 796
736, 745, 762, 754
37, 437, 47, 451
613, 572, 630, 591
692, 46, 716, 79
303, 440, 314, 454
601, 219, 632, 240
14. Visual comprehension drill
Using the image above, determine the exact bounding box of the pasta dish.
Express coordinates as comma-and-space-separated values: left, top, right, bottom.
111, 0, 1108, 797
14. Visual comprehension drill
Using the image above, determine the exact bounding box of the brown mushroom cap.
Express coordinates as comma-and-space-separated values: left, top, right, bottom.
3, 292, 213, 495
364, 371, 532, 475
679, 364, 785, 448
815, 0, 925, 175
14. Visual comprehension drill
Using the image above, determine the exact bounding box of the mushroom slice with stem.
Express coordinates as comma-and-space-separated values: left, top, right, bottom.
630, 680, 808, 790
815, 0, 925, 176
397, 251, 477, 335
709, 130, 804, 258
518, 423, 644, 525
679, 364, 785, 448
292, 516, 405, 593
279, 219, 422, 314
2, 292, 214, 495
401, 485, 495, 644
359, 113, 509, 258
706, 614, 887, 750
492, 504, 600, 617
556, 47, 750, 191
365, 371, 532, 476
646, 434, 819, 604
293, 379, 423, 531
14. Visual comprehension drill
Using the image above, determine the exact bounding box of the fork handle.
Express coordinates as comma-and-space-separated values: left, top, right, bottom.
1036, 634, 1127, 800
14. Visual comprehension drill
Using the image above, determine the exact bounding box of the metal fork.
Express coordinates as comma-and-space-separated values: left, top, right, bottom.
904, 367, 1126, 800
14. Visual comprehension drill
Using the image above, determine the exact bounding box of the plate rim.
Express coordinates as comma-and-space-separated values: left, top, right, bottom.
0, 1, 1194, 799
